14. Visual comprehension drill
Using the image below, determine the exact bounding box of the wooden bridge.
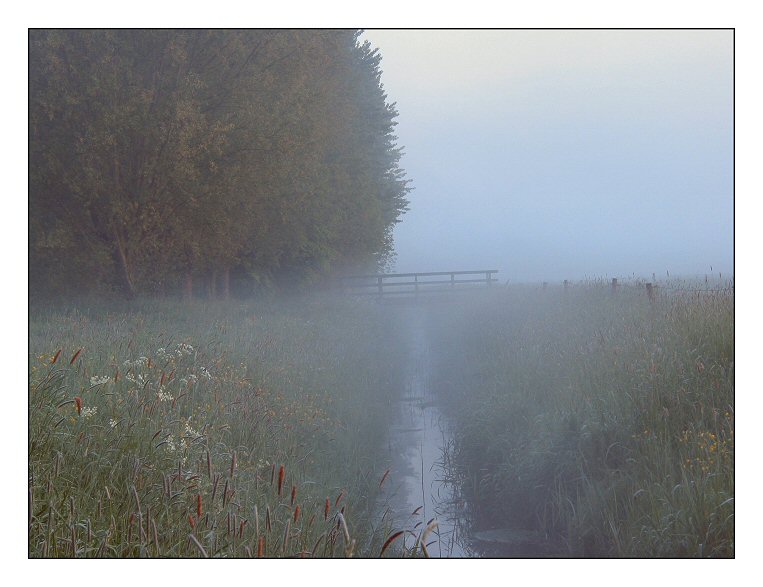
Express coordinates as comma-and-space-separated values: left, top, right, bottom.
341, 270, 499, 297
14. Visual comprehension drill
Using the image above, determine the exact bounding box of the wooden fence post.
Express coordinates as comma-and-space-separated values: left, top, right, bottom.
646, 282, 654, 302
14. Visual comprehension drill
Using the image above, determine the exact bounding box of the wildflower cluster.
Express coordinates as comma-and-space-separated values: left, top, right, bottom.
157, 386, 174, 402
123, 357, 149, 369
80, 406, 98, 419
90, 376, 110, 386
679, 428, 734, 473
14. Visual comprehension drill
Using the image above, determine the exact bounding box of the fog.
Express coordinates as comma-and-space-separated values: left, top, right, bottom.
362, 30, 733, 281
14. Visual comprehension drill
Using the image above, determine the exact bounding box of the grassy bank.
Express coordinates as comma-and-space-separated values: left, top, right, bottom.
28, 296, 407, 558
425, 280, 734, 557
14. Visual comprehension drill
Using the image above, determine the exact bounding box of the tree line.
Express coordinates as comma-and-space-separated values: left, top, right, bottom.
29, 30, 410, 299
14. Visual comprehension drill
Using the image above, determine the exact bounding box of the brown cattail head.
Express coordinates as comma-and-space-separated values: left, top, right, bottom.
277, 465, 285, 496
74, 396, 83, 415
257, 536, 265, 558
69, 348, 83, 365
196, 494, 203, 518
160, 371, 166, 387
324, 497, 330, 520
293, 504, 301, 523
335, 490, 345, 507
188, 514, 196, 529
51, 349, 62, 364
291, 485, 297, 506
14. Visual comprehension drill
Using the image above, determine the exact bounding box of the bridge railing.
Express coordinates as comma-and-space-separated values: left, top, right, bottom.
341, 270, 499, 296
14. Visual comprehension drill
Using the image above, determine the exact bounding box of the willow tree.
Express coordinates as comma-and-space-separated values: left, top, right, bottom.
29, 29, 409, 299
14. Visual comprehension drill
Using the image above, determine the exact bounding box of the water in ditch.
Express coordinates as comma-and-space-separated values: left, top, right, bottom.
377, 300, 554, 558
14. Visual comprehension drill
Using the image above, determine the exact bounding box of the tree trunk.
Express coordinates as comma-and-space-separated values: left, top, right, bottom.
210, 269, 218, 300
222, 267, 231, 300
113, 227, 136, 299
184, 272, 193, 301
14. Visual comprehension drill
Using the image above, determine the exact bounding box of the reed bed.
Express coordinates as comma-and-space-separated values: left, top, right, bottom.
425, 278, 734, 557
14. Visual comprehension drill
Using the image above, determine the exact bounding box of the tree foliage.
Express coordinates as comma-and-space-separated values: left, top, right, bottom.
29, 30, 409, 298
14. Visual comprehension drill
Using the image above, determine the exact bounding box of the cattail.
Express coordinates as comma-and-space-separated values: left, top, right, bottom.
74, 397, 83, 415
257, 536, 265, 558
160, 371, 166, 386
379, 468, 390, 488
51, 349, 62, 364
277, 465, 285, 496
196, 494, 203, 519
188, 514, 196, 529
335, 490, 345, 507
168, 369, 175, 382
239, 519, 247, 539
380, 530, 405, 558
293, 504, 301, 523
324, 497, 330, 520
69, 348, 83, 365
265, 506, 272, 532
291, 485, 297, 506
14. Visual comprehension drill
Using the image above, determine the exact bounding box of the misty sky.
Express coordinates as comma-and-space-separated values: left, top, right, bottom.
361, 30, 733, 282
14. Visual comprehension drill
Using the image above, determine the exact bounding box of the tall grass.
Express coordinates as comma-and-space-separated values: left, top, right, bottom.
28, 296, 407, 557
425, 279, 734, 557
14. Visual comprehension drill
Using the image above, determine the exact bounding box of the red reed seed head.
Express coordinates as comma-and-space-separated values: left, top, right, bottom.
324, 498, 330, 520
188, 514, 196, 529
257, 536, 265, 558
291, 485, 297, 505
51, 349, 62, 364
74, 397, 83, 415
197, 494, 203, 518
277, 465, 285, 496
69, 348, 82, 365
293, 505, 300, 523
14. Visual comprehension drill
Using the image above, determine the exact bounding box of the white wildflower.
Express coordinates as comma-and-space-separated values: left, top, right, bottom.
176, 343, 194, 357
126, 373, 147, 387
80, 406, 98, 419
109, 418, 118, 428
200, 367, 212, 380
90, 375, 111, 386
157, 387, 174, 402
165, 435, 176, 454
184, 419, 202, 439
187, 374, 198, 386
179, 438, 188, 451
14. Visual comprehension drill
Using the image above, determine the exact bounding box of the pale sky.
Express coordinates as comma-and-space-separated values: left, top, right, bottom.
362, 30, 733, 281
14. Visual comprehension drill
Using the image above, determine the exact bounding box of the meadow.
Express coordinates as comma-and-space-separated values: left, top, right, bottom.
28, 277, 734, 558
28, 296, 411, 558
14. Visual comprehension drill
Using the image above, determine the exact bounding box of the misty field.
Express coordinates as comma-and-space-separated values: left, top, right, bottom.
28, 279, 733, 557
